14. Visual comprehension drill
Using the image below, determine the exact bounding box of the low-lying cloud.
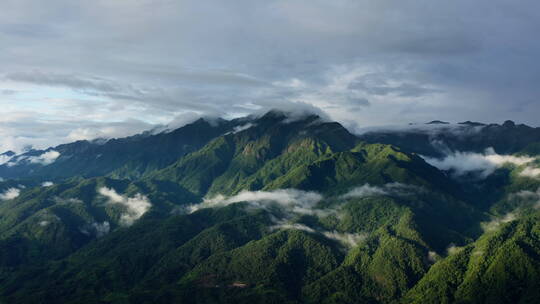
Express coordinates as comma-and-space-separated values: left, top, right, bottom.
321, 231, 367, 248
520, 166, 540, 179
188, 189, 326, 216
231, 123, 255, 134
184, 184, 428, 248
188, 189, 370, 248
5, 150, 61, 167
0, 154, 13, 165
0, 187, 20, 200
423, 147, 536, 178
27, 150, 60, 165
98, 187, 152, 226
446, 243, 463, 255
481, 212, 517, 232
53, 196, 83, 205
270, 220, 366, 248
514, 187, 540, 208
80, 221, 111, 238
342, 183, 424, 199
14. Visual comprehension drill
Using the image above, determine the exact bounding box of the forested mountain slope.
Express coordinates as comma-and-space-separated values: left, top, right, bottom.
0, 111, 539, 303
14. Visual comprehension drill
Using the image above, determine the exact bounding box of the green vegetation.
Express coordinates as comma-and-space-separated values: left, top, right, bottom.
0, 111, 539, 303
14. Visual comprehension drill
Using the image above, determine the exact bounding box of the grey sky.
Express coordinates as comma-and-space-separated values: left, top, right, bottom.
1, 0, 539, 152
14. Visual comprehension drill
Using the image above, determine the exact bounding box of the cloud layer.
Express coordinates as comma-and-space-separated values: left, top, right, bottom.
188, 189, 325, 216
423, 148, 536, 178
98, 187, 152, 226
1, 0, 540, 151
0, 187, 20, 200
186, 184, 424, 248
342, 183, 423, 199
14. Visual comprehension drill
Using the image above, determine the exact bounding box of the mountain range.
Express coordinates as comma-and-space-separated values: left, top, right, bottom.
0, 110, 539, 303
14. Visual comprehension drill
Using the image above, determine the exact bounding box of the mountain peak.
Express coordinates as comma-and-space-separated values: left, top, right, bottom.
458, 121, 486, 127
0, 150, 15, 157
502, 120, 516, 128
258, 109, 322, 124
426, 120, 450, 125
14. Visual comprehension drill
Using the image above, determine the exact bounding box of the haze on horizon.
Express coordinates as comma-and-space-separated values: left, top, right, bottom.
1, 0, 539, 153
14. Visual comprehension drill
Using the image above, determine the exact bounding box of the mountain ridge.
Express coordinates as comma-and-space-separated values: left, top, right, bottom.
0, 110, 539, 303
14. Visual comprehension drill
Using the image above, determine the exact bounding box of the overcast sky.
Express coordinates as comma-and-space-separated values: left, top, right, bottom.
1, 0, 539, 152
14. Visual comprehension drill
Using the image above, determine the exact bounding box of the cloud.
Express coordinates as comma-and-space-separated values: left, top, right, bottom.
53, 196, 83, 205
92, 221, 111, 238
342, 184, 389, 198
342, 183, 424, 199
98, 187, 152, 226
188, 188, 373, 248
231, 123, 255, 134
5, 71, 128, 95
189, 184, 425, 219
0, 187, 20, 200
66, 119, 154, 141
270, 220, 366, 248
321, 231, 367, 248
270, 222, 315, 233
41, 181, 54, 187
153, 112, 202, 133
0, 154, 13, 165
481, 212, 517, 232
8, 150, 62, 166
519, 166, 540, 179
1, 0, 540, 151
187, 189, 326, 216
26, 150, 60, 165
482, 188, 540, 232
446, 243, 463, 255
427, 251, 439, 263
423, 148, 536, 178
514, 187, 540, 208
80, 221, 110, 238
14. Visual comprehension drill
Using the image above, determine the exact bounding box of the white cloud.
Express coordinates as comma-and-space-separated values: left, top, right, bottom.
514, 187, 540, 208
520, 166, 540, 179
423, 148, 536, 178
270, 222, 315, 233
0, 0, 540, 153
53, 196, 83, 205
98, 187, 152, 226
342, 184, 388, 198
270, 220, 366, 248
231, 123, 255, 134
188, 189, 325, 216
188, 189, 371, 247
79, 221, 111, 238
446, 243, 463, 255
67, 119, 154, 141
41, 181, 54, 187
0, 187, 20, 200
0, 154, 13, 165
427, 251, 439, 263
27, 150, 60, 165
481, 212, 517, 232
321, 231, 367, 248
92, 221, 111, 238
342, 183, 423, 199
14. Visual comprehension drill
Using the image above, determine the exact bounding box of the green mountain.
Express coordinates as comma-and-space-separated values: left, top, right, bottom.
359, 120, 540, 157
0, 110, 539, 303
0, 117, 244, 180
